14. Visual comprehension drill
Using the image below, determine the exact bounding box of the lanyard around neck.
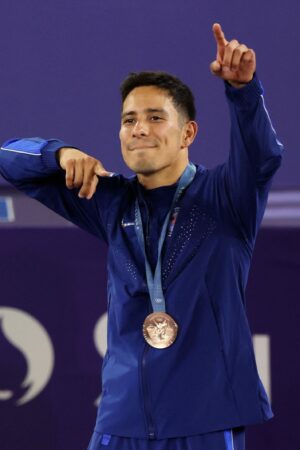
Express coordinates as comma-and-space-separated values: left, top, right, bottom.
134, 162, 196, 313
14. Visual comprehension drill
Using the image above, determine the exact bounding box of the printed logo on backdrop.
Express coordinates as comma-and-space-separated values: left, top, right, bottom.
92, 312, 272, 405
0, 307, 54, 406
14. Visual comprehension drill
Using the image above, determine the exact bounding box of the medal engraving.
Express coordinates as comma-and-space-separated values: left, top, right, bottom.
143, 312, 178, 349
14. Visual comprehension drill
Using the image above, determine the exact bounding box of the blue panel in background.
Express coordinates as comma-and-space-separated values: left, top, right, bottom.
0, 197, 15, 222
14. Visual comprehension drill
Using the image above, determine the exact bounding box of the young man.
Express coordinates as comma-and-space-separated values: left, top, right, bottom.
0, 24, 283, 450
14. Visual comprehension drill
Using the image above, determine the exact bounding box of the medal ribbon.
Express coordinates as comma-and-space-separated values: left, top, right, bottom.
135, 162, 196, 313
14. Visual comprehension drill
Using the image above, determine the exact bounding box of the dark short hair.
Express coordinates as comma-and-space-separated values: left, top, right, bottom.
120, 71, 196, 121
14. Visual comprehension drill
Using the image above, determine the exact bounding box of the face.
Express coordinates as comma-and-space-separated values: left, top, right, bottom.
119, 86, 190, 175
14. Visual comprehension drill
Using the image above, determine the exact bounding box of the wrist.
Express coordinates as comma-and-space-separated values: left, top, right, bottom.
227, 79, 251, 89
57, 147, 87, 170
225, 72, 264, 108
227, 81, 247, 89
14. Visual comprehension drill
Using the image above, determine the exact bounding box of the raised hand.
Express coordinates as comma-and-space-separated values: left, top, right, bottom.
210, 23, 256, 87
58, 147, 112, 200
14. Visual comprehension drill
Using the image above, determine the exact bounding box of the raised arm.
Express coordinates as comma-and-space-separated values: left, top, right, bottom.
210, 23, 284, 246
0, 137, 114, 240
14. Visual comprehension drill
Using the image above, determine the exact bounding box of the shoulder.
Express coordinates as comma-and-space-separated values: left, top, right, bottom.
94, 173, 136, 205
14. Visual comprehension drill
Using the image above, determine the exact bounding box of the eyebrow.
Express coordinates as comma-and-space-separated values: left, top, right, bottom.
121, 108, 168, 119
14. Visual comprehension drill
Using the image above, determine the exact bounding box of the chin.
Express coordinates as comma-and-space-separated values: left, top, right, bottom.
127, 159, 159, 175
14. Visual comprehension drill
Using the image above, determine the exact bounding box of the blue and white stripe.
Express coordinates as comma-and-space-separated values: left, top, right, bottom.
224, 429, 235, 450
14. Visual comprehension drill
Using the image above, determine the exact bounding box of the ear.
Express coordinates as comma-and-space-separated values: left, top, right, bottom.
180, 121, 198, 149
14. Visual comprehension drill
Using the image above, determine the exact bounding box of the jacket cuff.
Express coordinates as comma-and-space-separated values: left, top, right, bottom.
41, 139, 77, 171
224, 72, 264, 108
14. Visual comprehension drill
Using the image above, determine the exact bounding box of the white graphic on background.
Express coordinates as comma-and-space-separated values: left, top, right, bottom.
0, 307, 54, 405
93, 312, 108, 406
253, 334, 271, 400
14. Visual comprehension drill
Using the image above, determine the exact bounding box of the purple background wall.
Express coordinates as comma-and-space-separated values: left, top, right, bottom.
0, 1, 299, 449
0, 0, 297, 187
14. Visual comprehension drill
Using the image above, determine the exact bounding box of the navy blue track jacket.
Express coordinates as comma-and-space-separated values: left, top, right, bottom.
0, 74, 284, 439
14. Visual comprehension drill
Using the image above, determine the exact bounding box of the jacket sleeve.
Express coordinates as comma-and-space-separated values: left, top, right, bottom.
221, 73, 284, 247
0, 137, 110, 241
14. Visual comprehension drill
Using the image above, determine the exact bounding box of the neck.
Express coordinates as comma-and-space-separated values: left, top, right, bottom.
137, 156, 189, 190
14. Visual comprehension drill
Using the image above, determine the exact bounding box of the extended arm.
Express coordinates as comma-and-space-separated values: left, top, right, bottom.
0, 137, 114, 240
210, 23, 284, 245
223, 75, 283, 244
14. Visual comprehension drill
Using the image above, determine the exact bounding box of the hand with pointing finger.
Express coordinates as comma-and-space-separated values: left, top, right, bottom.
58, 147, 112, 200
210, 23, 256, 88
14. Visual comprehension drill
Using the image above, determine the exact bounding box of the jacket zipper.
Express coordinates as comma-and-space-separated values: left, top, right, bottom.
141, 343, 156, 439
140, 195, 156, 438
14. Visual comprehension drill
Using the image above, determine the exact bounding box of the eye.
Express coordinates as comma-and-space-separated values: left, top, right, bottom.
150, 116, 162, 121
123, 118, 135, 124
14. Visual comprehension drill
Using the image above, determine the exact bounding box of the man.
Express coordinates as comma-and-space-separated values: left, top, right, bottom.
0, 23, 283, 450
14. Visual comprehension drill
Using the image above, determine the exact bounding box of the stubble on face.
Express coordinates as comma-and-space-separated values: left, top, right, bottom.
119, 86, 185, 177
119, 86, 188, 188
125, 138, 162, 174
129, 158, 159, 175
126, 142, 184, 177
119, 86, 197, 189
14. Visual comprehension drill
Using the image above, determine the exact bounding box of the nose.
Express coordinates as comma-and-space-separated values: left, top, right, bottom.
132, 120, 149, 137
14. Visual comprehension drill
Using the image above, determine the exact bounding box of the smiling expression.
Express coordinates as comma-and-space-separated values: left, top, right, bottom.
119, 85, 190, 176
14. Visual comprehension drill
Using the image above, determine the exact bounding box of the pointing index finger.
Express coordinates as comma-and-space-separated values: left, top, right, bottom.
212, 23, 228, 47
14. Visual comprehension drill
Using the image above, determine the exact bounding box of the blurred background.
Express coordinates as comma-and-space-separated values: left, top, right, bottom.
0, 1, 299, 449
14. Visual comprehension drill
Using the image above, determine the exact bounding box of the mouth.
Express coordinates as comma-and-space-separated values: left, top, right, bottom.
129, 145, 157, 151
128, 142, 157, 150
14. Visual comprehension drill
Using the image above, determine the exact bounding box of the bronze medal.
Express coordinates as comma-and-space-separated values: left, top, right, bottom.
143, 312, 178, 349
